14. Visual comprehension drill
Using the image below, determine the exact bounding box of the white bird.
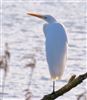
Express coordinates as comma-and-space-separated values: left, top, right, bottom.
27, 13, 68, 93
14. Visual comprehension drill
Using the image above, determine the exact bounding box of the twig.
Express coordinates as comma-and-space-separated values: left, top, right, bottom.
0, 43, 10, 100
28, 68, 34, 88
24, 57, 36, 100
41, 72, 87, 100
1, 72, 6, 100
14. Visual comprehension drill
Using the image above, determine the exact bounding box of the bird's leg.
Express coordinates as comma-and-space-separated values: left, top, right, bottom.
52, 81, 55, 93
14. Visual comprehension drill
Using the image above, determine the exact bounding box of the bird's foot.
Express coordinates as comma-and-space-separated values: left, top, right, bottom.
51, 90, 55, 94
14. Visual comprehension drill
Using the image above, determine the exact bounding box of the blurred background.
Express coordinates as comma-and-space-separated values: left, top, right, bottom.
0, 0, 86, 100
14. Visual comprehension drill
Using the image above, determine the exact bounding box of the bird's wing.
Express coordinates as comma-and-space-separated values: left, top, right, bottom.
43, 23, 68, 80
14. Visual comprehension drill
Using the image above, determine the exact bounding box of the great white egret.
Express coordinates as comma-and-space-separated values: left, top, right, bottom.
27, 13, 68, 93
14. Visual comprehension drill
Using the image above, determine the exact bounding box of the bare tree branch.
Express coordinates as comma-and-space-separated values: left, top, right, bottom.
41, 72, 87, 100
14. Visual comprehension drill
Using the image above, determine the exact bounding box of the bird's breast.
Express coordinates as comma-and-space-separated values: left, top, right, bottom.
44, 23, 68, 65
43, 23, 67, 43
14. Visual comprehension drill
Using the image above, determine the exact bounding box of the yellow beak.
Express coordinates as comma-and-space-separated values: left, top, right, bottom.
27, 13, 44, 19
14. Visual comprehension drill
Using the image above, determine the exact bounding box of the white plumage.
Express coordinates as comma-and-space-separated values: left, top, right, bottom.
27, 13, 68, 92
44, 23, 67, 80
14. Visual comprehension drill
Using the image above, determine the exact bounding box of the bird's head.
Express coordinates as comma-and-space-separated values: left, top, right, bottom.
27, 13, 56, 23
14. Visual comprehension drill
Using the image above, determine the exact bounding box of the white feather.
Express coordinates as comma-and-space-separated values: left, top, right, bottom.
44, 23, 68, 80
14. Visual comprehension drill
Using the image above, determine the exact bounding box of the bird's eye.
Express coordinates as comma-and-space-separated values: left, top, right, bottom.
45, 17, 47, 19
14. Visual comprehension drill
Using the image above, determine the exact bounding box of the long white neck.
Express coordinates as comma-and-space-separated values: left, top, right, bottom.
47, 19, 57, 24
